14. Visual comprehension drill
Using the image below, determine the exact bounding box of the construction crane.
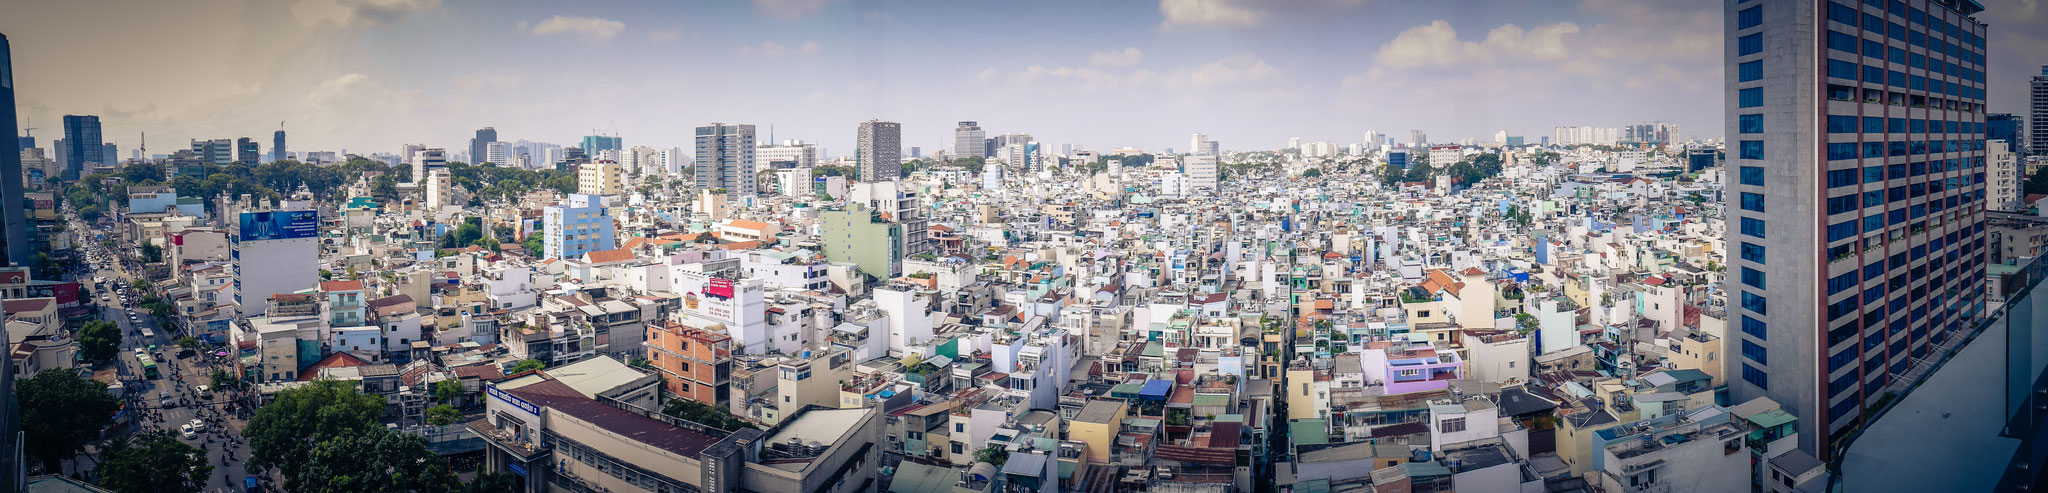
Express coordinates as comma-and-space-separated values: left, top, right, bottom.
19, 116, 34, 140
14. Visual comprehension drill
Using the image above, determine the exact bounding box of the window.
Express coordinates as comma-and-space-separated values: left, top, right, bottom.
1741, 166, 1765, 186
1827, 142, 1859, 160
1742, 140, 1766, 159
1742, 340, 1769, 365
1741, 242, 1767, 263
1740, 114, 1763, 133
1827, 115, 1859, 133
1742, 267, 1767, 289
1742, 291, 1768, 315
1828, 1, 1858, 25
1440, 417, 1467, 433
1743, 364, 1769, 390
1828, 58, 1859, 81
1741, 217, 1767, 238
1742, 315, 1768, 340
1741, 192, 1766, 212
1739, 87, 1763, 107
1738, 7, 1762, 29
1740, 61, 1763, 82
1828, 271, 1860, 294
1739, 33, 1763, 55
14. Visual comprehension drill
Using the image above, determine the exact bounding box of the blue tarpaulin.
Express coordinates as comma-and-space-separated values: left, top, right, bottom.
1140, 379, 1172, 400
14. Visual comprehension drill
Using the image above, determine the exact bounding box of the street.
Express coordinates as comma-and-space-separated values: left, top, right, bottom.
70, 213, 260, 493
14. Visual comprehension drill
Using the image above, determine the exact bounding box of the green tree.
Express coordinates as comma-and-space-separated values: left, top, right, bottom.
293, 428, 461, 493
16, 369, 121, 471
175, 336, 199, 348
432, 379, 464, 403
975, 444, 1010, 467
96, 430, 213, 493
244, 380, 387, 483
463, 472, 517, 493
660, 399, 758, 432
951, 156, 985, 174
121, 162, 169, 185
131, 279, 150, 291
1302, 167, 1323, 178
211, 368, 240, 391
78, 320, 123, 363
521, 233, 544, 255
506, 358, 545, 374
426, 405, 462, 426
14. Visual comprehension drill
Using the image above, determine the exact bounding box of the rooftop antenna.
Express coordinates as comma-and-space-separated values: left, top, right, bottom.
19, 116, 33, 139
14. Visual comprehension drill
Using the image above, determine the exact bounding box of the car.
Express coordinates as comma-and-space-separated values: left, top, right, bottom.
160, 396, 175, 408
188, 418, 207, 432
179, 425, 197, 440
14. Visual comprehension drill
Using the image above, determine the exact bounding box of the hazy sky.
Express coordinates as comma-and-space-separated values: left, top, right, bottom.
4, 0, 2045, 159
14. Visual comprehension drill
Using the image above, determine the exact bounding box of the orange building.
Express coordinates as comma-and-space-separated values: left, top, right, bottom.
646, 320, 734, 407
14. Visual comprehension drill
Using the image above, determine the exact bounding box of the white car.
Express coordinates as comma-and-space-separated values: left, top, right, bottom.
179, 424, 197, 440
187, 419, 207, 433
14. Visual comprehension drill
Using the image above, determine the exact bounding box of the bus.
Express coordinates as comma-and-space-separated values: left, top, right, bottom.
137, 353, 160, 379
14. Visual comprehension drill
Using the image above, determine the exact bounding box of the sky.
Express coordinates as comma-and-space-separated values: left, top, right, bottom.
4, 0, 2046, 159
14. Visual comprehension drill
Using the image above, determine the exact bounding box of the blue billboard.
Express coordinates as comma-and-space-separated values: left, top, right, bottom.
238, 210, 318, 241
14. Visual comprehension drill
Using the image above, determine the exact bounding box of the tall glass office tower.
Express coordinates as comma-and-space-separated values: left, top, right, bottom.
1723, 0, 1990, 458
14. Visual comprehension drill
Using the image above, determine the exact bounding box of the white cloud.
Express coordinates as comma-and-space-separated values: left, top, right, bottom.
1159, 0, 1265, 29
1089, 47, 1145, 68
306, 73, 369, 105
738, 41, 821, 57
976, 67, 998, 84
1374, 20, 1580, 69
527, 16, 626, 40
292, 0, 440, 28
1181, 55, 1276, 88
753, 0, 832, 20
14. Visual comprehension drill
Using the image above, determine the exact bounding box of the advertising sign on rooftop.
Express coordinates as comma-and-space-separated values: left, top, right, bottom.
237, 210, 319, 242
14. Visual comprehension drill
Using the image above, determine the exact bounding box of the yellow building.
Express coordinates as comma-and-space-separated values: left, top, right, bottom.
1069, 399, 1128, 464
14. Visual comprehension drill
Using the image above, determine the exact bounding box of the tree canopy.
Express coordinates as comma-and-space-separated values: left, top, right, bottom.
78, 320, 122, 363
506, 359, 546, 375
96, 430, 213, 493
16, 369, 121, 471
294, 428, 461, 493
244, 380, 387, 484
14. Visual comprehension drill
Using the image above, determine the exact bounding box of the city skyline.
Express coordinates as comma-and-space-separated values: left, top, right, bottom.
7, 0, 2042, 159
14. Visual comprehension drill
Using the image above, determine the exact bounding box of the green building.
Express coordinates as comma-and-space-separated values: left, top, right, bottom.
822, 203, 902, 281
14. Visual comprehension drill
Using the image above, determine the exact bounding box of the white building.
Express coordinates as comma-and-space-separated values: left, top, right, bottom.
1991, 139, 2020, 211
1185, 152, 1219, 193
231, 210, 320, 317
410, 147, 446, 183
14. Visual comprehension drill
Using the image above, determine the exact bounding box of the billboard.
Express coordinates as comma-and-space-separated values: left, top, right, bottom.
705, 278, 735, 299
238, 210, 319, 242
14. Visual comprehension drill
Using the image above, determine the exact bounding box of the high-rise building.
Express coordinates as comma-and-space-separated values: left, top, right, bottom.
1990, 140, 2020, 211
1, 33, 29, 270
2032, 66, 2047, 155
953, 121, 986, 159
411, 148, 446, 183
272, 129, 287, 162
1185, 152, 1218, 193
236, 137, 258, 164
694, 123, 756, 198
856, 120, 901, 182
191, 138, 234, 165
578, 159, 624, 197
543, 194, 614, 259
470, 127, 497, 165
485, 141, 512, 168
757, 140, 818, 169
1724, 0, 1988, 458
1410, 130, 1427, 146
1988, 113, 2022, 154
1190, 133, 1219, 156
232, 209, 320, 317
61, 114, 101, 180
581, 135, 622, 155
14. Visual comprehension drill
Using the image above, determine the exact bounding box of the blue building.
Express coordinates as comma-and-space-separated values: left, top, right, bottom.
581, 135, 622, 155
1387, 150, 1409, 170
1989, 113, 2022, 152
61, 114, 101, 180
543, 194, 615, 259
